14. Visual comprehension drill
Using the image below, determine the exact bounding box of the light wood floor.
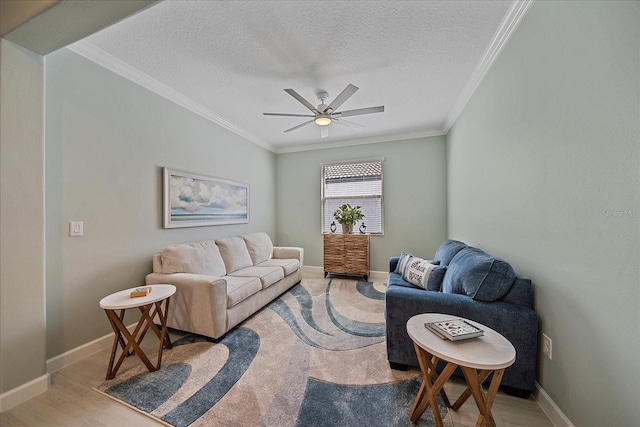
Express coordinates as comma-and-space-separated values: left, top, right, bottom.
1, 331, 554, 427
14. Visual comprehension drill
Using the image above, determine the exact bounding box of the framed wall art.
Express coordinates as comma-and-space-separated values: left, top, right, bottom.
163, 167, 249, 228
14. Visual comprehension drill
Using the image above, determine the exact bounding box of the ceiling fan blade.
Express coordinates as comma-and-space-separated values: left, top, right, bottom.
284, 119, 314, 133
264, 112, 315, 117
333, 105, 384, 118
284, 89, 319, 113
324, 84, 358, 113
333, 118, 365, 130
320, 126, 329, 138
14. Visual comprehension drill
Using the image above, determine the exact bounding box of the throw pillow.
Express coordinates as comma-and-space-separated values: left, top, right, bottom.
160, 240, 226, 276
442, 247, 516, 301
242, 232, 273, 265
402, 257, 447, 291
215, 236, 254, 273
394, 251, 414, 274
433, 240, 468, 266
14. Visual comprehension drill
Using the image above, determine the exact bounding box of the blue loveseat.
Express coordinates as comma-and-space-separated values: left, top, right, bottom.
385, 240, 538, 398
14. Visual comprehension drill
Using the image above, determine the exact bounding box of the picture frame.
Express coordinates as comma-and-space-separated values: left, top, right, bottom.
163, 167, 249, 228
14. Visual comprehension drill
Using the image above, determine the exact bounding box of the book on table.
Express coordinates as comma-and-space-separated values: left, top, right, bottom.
425, 318, 484, 341
130, 286, 152, 298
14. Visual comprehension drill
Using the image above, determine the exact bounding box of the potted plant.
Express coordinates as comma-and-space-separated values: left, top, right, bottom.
333, 204, 365, 234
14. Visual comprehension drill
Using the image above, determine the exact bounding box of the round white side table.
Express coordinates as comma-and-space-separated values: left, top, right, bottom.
406, 313, 516, 427
99, 284, 176, 380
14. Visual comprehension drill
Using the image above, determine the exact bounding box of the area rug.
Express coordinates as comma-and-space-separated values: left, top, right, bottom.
95, 278, 450, 426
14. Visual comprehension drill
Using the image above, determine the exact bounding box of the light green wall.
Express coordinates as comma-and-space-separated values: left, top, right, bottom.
276, 137, 447, 273
45, 48, 277, 358
0, 39, 47, 394
447, 2, 639, 426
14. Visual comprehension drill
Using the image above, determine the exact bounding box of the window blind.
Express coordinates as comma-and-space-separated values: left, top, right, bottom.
321, 159, 384, 234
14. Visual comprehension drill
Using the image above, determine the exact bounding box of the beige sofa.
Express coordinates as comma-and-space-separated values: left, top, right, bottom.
145, 232, 303, 339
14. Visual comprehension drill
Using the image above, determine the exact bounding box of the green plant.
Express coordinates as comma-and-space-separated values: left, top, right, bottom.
333, 204, 365, 225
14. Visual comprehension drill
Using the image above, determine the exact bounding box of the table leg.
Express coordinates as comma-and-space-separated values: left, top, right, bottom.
106, 310, 125, 377
103, 298, 173, 380
105, 307, 156, 379
410, 342, 457, 426
155, 298, 172, 368
461, 366, 505, 427
136, 299, 173, 351
451, 369, 492, 410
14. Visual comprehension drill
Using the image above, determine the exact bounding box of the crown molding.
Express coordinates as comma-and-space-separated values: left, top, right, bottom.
66, 40, 275, 153
275, 129, 446, 154
443, 0, 534, 133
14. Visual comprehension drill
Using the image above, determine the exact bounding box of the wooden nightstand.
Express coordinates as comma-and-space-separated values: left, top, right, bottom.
323, 233, 370, 281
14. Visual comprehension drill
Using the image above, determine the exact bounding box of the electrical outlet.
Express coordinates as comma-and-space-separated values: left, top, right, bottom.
542, 333, 552, 360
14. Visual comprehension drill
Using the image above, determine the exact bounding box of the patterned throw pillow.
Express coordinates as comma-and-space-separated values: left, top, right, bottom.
402, 257, 447, 291
394, 251, 414, 274
395, 251, 440, 276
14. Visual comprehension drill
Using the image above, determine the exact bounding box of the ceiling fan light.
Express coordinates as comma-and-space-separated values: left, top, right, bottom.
315, 115, 332, 126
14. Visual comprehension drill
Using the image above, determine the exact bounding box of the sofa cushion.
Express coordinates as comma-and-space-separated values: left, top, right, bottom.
256, 258, 300, 276
216, 236, 254, 273
229, 266, 284, 289
242, 232, 273, 265
442, 247, 516, 301
225, 276, 262, 308
434, 240, 468, 266
402, 257, 447, 291
160, 240, 226, 276
387, 272, 421, 289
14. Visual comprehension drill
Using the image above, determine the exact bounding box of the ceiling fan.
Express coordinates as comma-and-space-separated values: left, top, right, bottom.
263, 84, 384, 138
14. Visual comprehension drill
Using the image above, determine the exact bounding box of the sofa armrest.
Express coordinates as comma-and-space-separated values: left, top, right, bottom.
145, 272, 228, 339
389, 257, 400, 273
273, 246, 304, 265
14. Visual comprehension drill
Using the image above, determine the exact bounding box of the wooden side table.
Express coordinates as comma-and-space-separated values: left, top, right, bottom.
323, 233, 370, 281
406, 313, 516, 427
99, 284, 176, 380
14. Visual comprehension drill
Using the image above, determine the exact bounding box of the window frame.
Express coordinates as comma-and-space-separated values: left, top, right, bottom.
320, 158, 384, 235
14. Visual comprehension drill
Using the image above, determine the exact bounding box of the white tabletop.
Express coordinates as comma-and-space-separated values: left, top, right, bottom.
407, 313, 515, 370
99, 284, 176, 310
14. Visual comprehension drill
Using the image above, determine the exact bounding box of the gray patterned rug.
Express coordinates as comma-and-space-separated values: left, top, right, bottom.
95, 278, 450, 426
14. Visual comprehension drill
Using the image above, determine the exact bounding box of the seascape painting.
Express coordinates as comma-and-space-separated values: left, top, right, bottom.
163, 168, 249, 228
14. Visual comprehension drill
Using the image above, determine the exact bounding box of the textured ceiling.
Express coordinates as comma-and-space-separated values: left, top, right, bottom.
74, 0, 525, 153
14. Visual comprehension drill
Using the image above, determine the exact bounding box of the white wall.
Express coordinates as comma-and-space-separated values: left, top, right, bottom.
447, 2, 639, 426
45, 48, 277, 358
0, 39, 46, 393
276, 137, 447, 273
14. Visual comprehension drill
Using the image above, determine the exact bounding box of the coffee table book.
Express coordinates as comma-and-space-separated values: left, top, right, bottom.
425, 318, 484, 341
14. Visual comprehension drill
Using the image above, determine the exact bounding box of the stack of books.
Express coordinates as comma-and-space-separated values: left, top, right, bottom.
425, 318, 484, 341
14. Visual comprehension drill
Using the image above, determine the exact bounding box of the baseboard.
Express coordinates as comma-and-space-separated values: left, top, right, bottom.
302, 265, 324, 277
533, 382, 575, 427
303, 265, 387, 283
0, 373, 50, 412
2, 323, 138, 412
46, 331, 114, 374
46, 323, 138, 374
368, 270, 387, 282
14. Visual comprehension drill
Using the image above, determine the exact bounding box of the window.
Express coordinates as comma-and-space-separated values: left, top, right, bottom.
321, 159, 384, 234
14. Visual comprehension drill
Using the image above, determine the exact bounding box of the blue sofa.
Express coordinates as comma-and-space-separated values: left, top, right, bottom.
385, 240, 538, 398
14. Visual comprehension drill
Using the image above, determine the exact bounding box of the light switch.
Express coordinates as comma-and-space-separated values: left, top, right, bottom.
69, 221, 83, 237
